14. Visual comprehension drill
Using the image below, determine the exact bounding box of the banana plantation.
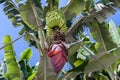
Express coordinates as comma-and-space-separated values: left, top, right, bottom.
0, 0, 120, 80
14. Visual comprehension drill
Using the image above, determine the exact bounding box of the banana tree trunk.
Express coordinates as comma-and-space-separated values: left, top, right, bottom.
37, 54, 57, 80
29, 1, 58, 79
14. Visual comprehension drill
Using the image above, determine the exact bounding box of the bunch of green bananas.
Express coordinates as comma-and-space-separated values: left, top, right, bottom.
46, 8, 67, 37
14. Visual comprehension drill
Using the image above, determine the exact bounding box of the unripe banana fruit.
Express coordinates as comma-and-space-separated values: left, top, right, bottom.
46, 7, 67, 37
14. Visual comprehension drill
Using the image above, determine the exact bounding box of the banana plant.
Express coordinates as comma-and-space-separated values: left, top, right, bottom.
65, 20, 120, 80
1, 0, 120, 80
18, 48, 38, 80
3, 35, 37, 80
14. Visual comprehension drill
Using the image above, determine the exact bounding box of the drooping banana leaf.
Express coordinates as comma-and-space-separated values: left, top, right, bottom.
83, 47, 120, 73
19, 1, 37, 30
1, 0, 21, 27
61, 0, 94, 21
0, 0, 33, 36
3, 35, 20, 80
37, 54, 57, 80
19, 0, 43, 30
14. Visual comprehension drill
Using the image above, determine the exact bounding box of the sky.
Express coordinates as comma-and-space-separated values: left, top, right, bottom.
0, 0, 120, 66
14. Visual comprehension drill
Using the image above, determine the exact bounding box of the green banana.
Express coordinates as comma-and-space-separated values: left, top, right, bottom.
46, 7, 67, 37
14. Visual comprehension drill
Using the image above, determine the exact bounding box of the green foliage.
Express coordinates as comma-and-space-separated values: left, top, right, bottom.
84, 47, 120, 73
3, 35, 20, 80
18, 48, 33, 80
19, 48, 32, 62
2, 35, 37, 80
19, 1, 38, 30
89, 21, 117, 52
1, 0, 120, 80
1, 0, 21, 27
62, 0, 86, 21
27, 71, 37, 80
109, 20, 120, 47
0, 0, 35, 38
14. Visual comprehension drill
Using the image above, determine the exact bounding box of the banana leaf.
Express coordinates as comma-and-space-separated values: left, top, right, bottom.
27, 71, 37, 80
61, 0, 86, 20
19, 0, 43, 30
1, 0, 22, 27
18, 48, 32, 62
89, 20, 117, 52
109, 20, 120, 47
3, 35, 20, 80
19, 1, 37, 30
84, 47, 120, 73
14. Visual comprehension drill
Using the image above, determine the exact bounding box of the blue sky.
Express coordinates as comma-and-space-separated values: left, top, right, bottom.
0, 0, 120, 66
